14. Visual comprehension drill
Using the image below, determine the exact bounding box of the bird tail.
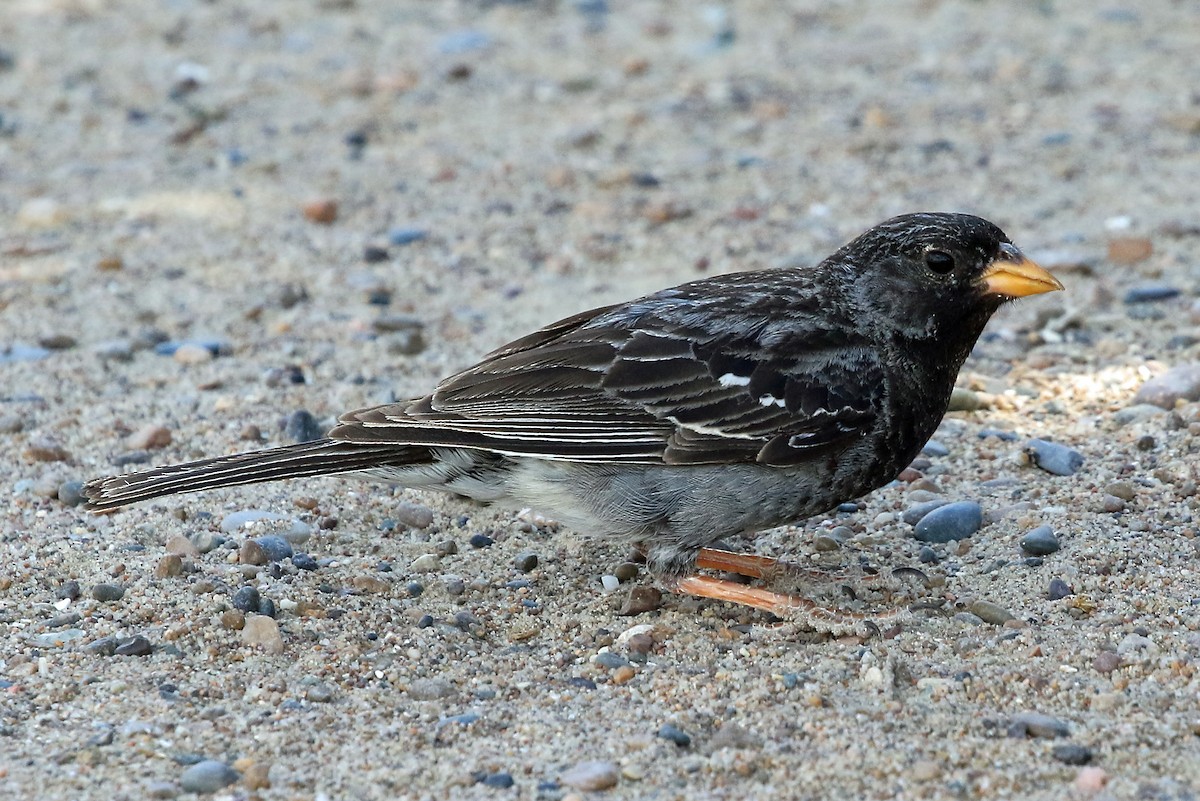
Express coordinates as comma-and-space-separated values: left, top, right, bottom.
83, 438, 429, 512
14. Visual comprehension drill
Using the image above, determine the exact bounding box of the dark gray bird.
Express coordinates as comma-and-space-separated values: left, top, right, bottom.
84, 213, 1062, 617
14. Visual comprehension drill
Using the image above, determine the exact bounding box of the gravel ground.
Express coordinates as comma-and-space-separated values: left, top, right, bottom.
3, 1, 1200, 799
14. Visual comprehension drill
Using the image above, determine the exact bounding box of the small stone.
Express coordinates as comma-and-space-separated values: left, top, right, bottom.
231, 586, 261, 613
435, 540, 458, 556
410, 554, 441, 573
161, 536, 198, 558
291, 553, 319, 571
913, 501, 982, 543
657, 723, 692, 747
17, 197, 68, 228
387, 227, 428, 245
480, 772, 514, 789
1104, 481, 1135, 501
252, 535, 294, 562
154, 554, 183, 578
243, 762, 271, 791
91, 583, 126, 602
57, 580, 81, 600
595, 652, 630, 669
561, 761, 620, 792
407, 677, 454, 700
351, 575, 390, 593
1101, 494, 1126, 513
284, 410, 324, 443
145, 780, 181, 799
969, 600, 1016, 625
948, 387, 984, 411
305, 682, 335, 703
180, 760, 239, 794
1093, 651, 1122, 674
614, 562, 639, 582
1023, 439, 1084, 476
812, 534, 841, 551
241, 614, 284, 653
302, 198, 338, 224
1048, 578, 1073, 600
56, 480, 86, 506
921, 439, 950, 457
85, 636, 118, 656
395, 501, 434, 529
918, 546, 938, 564
903, 499, 950, 525
1051, 744, 1092, 765
220, 610, 245, 630
600, 574, 621, 592
239, 540, 268, 565
114, 635, 153, 656
126, 424, 172, 450
618, 586, 662, 615
1107, 236, 1152, 264
172, 343, 213, 364
1008, 712, 1070, 739
1113, 404, 1166, 425
46, 612, 81, 628
1134, 364, 1200, 409
23, 439, 70, 462
1020, 525, 1060, 556
469, 534, 494, 548
514, 552, 539, 572
1075, 767, 1108, 793
1124, 283, 1179, 304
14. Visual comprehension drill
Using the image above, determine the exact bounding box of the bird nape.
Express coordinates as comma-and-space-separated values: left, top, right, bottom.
84, 212, 1063, 631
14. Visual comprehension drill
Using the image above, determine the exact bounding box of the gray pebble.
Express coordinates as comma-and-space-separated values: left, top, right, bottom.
57, 480, 86, 506
657, 723, 692, 747
407, 677, 454, 700
395, 501, 434, 529
388, 227, 429, 245
32, 629, 85, 647
1008, 712, 1070, 739
1020, 525, 1060, 556
231, 586, 261, 613
114, 635, 153, 656
190, 531, 220, 553
444, 576, 466, 596
480, 772, 514, 789
179, 760, 239, 793
560, 760, 620, 792
514, 552, 539, 572
595, 651, 630, 669
913, 501, 982, 543
1113, 404, 1167, 425
47, 612, 81, 628
92, 340, 134, 361
903, 499, 950, 525
918, 546, 938, 564
57, 580, 81, 600
253, 535, 294, 562
1051, 743, 1093, 765
220, 509, 285, 533
921, 439, 950, 457
469, 533, 494, 548
953, 612, 985, 626
1048, 578, 1073, 600
969, 600, 1016, 625
145, 781, 181, 799
1023, 439, 1083, 476
91, 583, 126, 602
305, 681, 335, 703
284, 409, 324, 443
1134, 363, 1200, 409
291, 552, 318, 571
1123, 283, 1179, 303
86, 636, 118, 656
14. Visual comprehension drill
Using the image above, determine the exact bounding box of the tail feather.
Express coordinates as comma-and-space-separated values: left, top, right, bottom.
83, 438, 429, 511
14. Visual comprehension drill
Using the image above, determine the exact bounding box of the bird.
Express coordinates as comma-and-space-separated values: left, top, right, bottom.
84, 212, 1062, 624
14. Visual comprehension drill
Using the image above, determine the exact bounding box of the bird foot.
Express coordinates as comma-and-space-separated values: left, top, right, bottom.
671, 547, 917, 635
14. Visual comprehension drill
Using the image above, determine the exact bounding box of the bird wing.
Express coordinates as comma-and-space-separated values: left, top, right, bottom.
331, 276, 881, 466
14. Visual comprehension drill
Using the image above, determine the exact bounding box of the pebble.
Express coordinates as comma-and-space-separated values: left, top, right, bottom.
1112, 404, 1166, 425
23, 439, 71, 462
388, 227, 428, 245
1093, 651, 1122, 674
1101, 495, 1126, 513
560, 761, 620, 792
395, 501, 434, 529
1104, 481, 1135, 501
918, 546, 938, 564
614, 562, 639, 582
239, 539, 268, 565
253, 535, 294, 562
480, 772, 514, 789
305, 681, 335, 703
292, 553, 319, 571
407, 677, 454, 700
921, 439, 949, 457
1107, 236, 1152, 264
302, 198, 338, 224
32, 629, 85, 647
179, 760, 239, 794
220, 509, 285, 533
948, 387, 984, 411
1123, 283, 1179, 304
410, 554, 441, 573
284, 409, 324, 443
514, 552, 539, 572
913, 501, 982, 543
969, 600, 1015, 625
657, 723, 692, 747
126, 424, 172, 450
145, 781, 181, 799
1020, 525, 1060, 556
241, 614, 284, 653
1022, 439, 1084, 476
1008, 712, 1070, 739
1134, 364, 1200, 409
618, 587, 662, 615
435, 540, 458, 556
231, 586, 261, 613
600, 574, 621, 592
91, 583, 126, 602
172, 343, 214, 364
903, 499, 950, 525
85, 636, 118, 656
17, 197, 68, 228
154, 554, 183, 578
469, 534, 494, 548
57, 480, 85, 506
46, 612, 81, 628
1048, 578, 1074, 600
115, 635, 153, 656
1075, 767, 1108, 793
1052, 743, 1093, 765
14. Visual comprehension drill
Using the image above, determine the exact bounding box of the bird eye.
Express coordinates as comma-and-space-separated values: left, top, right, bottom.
925, 250, 955, 274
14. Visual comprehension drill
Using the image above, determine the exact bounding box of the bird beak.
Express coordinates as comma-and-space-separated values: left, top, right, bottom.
980, 244, 1064, 298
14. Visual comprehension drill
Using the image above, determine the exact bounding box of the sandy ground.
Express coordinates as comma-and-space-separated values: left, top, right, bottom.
3, 1, 1200, 799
